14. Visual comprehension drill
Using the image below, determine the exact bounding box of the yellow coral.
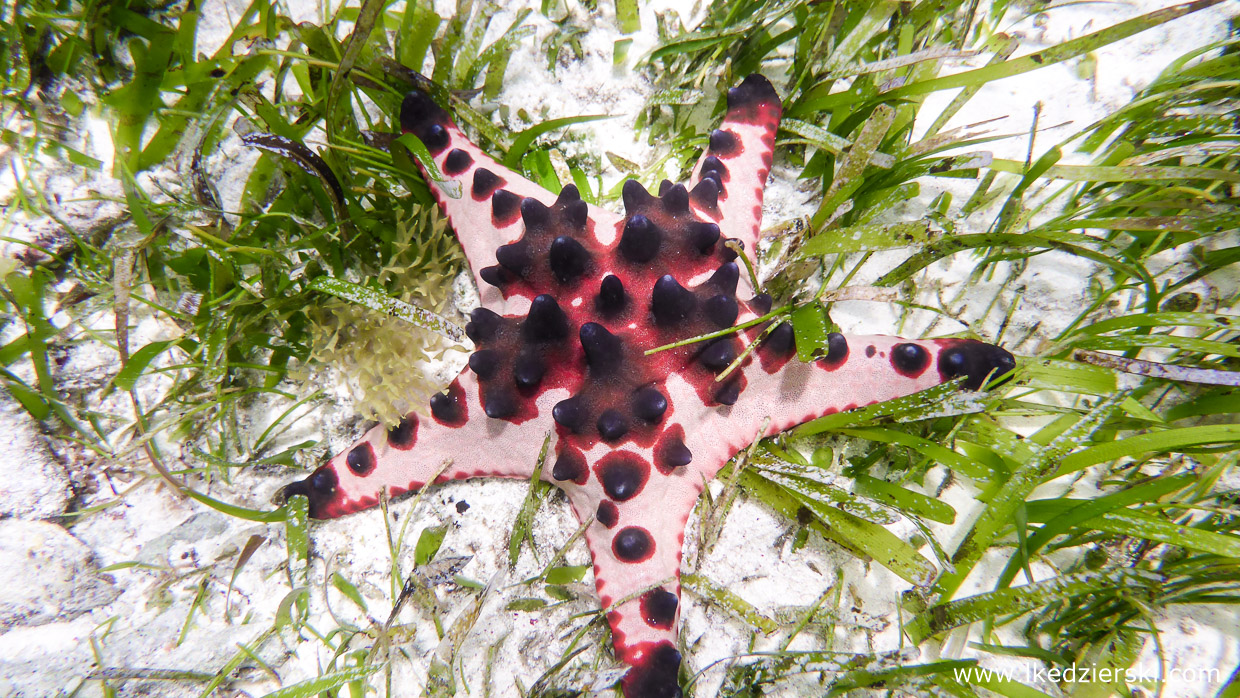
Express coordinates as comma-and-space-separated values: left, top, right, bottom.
309, 208, 467, 426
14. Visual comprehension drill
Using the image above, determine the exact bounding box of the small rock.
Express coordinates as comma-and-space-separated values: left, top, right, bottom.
0, 396, 71, 519
0, 520, 119, 630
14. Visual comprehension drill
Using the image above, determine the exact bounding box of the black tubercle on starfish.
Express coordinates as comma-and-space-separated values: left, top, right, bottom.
279, 467, 338, 519
472, 168, 504, 200
399, 91, 451, 154
386, 414, 418, 450
891, 342, 930, 378
623, 642, 683, 698
443, 148, 473, 176
597, 451, 649, 502
641, 588, 679, 630
936, 338, 1018, 390
613, 526, 654, 562
346, 443, 375, 476
429, 381, 468, 427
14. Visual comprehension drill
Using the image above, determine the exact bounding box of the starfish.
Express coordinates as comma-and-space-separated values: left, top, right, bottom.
282, 74, 1015, 697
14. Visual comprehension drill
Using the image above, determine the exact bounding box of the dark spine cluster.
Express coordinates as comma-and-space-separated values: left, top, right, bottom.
464, 297, 572, 421
480, 184, 594, 291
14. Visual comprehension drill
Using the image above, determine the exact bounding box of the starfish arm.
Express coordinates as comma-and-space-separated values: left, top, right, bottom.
557, 437, 700, 698
688, 74, 783, 255
281, 368, 557, 519
400, 91, 624, 311
683, 332, 1018, 477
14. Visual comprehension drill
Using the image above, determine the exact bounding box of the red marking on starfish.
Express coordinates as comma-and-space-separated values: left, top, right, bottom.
280, 74, 1017, 697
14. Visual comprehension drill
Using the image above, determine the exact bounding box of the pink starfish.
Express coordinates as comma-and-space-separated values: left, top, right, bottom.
282, 74, 1015, 697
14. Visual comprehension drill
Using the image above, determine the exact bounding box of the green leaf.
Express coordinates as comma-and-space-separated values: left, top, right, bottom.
1057, 424, 1240, 476
791, 303, 830, 362
331, 572, 367, 612
853, 474, 956, 524
797, 221, 931, 257
907, 568, 1157, 644
114, 339, 183, 390
544, 564, 589, 585
414, 525, 448, 566
501, 114, 613, 169
841, 427, 993, 482
258, 664, 383, 698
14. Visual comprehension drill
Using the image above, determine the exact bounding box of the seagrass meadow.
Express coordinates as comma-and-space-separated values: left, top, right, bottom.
0, 0, 1238, 696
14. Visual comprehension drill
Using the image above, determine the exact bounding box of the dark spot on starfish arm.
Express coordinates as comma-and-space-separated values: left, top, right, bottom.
597, 500, 619, 528
564, 199, 589, 229
387, 413, 418, 450
749, 292, 772, 315
513, 350, 546, 390
708, 129, 739, 156
482, 387, 518, 420
756, 321, 795, 371
622, 641, 682, 698
699, 338, 737, 372
891, 342, 930, 378
468, 349, 502, 380
619, 214, 661, 263
597, 452, 650, 502
658, 179, 673, 196
866, 345, 876, 358
491, 189, 521, 224
687, 221, 720, 252
703, 293, 739, 328
429, 381, 468, 427
632, 387, 668, 422
556, 182, 582, 203
655, 427, 692, 473
708, 262, 739, 294
690, 178, 719, 211
714, 377, 743, 406
652, 275, 695, 327
551, 447, 588, 485
280, 467, 338, 519
553, 395, 589, 432
479, 265, 507, 288
661, 182, 690, 214
580, 322, 624, 373
471, 168, 504, 200
597, 409, 629, 441
702, 155, 729, 180
346, 442, 375, 476
465, 307, 501, 343
613, 526, 654, 562
549, 235, 592, 283
596, 274, 628, 316
817, 332, 849, 370
622, 178, 656, 212
442, 148, 472, 176
523, 294, 569, 342
936, 339, 1017, 390
495, 239, 533, 275
521, 197, 552, 229
640, 588, 679, 629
